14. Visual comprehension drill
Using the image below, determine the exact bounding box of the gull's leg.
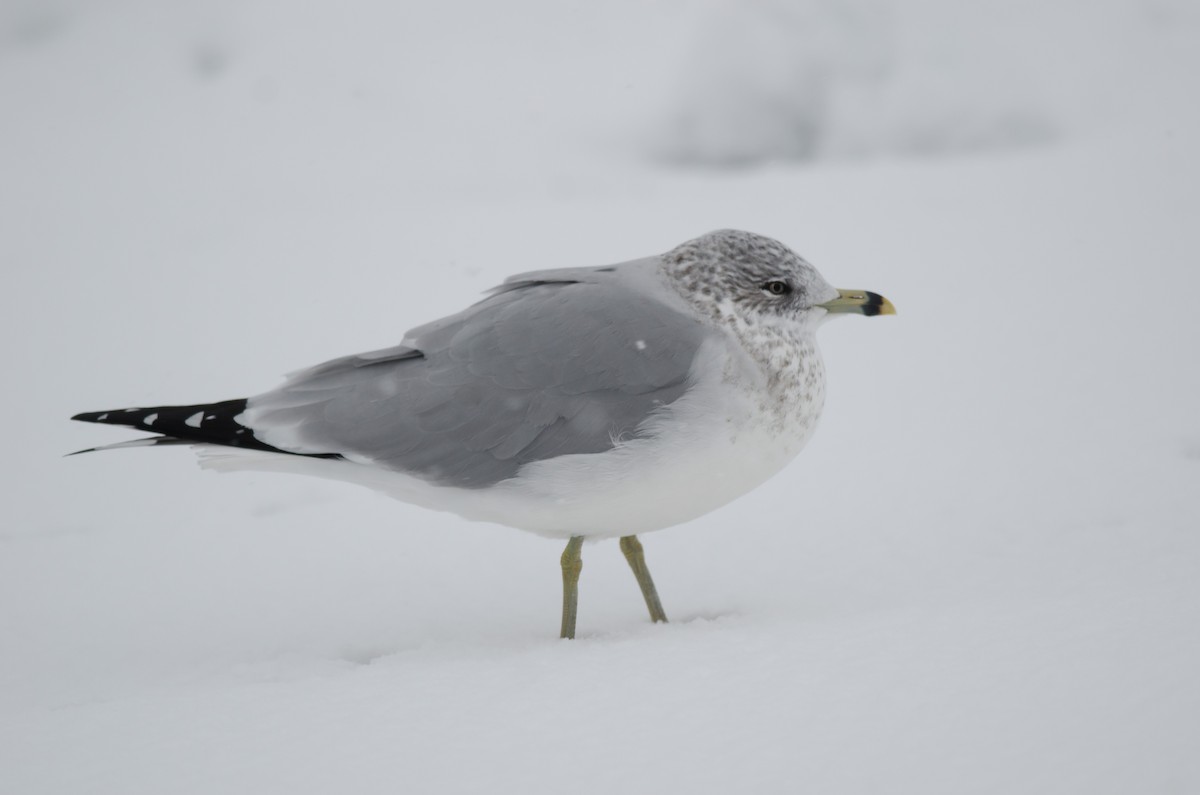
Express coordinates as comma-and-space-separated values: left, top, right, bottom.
619, 535, 668, 624
560, 536, 585, 639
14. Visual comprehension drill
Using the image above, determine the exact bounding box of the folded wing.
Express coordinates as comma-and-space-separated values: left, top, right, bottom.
243, 268, 706, 488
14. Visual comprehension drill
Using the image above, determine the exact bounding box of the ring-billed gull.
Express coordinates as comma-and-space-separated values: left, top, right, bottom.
71, 229, 895, 638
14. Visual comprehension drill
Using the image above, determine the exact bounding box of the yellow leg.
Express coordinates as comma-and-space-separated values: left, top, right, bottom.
560, 536, 584, 639
620, 535, 668, 624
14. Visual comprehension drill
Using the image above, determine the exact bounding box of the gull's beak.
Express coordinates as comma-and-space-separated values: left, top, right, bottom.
819, 289, 896, 317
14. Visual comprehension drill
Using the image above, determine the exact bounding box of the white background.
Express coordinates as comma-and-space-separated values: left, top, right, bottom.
3, 1, 1198, 792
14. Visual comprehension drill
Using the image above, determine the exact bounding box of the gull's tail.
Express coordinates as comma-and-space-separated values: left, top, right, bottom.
69, 399, 301, 456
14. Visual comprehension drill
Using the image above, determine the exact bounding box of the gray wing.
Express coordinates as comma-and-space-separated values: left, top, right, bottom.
243, 265, 707, 488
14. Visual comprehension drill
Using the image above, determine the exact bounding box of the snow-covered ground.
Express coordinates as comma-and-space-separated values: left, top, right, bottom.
3, 1, 1198, 792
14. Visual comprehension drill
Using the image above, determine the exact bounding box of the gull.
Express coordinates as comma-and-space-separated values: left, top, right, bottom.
71, 229, 894, 638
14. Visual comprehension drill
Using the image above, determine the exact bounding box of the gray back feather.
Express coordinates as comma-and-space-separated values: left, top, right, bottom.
245, 261, 706, 488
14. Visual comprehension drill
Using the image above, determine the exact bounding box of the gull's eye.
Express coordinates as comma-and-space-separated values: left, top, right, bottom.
763, 280, 792, 297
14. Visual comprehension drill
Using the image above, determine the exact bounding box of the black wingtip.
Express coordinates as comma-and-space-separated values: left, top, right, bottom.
69, 400, 344, 460
65, 435, 205, 458
72, 412, 104, 423
72, 408, 144, 425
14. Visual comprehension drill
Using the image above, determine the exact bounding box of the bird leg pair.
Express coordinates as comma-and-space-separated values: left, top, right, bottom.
560, 534, 668, 639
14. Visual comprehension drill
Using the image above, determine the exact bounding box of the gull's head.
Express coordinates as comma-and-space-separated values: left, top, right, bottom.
662, 229, 894, 329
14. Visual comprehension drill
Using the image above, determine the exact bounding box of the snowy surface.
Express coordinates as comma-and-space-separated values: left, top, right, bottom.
3, 1, 1199, 793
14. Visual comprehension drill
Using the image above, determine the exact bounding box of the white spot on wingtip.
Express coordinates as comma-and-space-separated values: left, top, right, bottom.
143, 412, 158, 426
97, 413, 108, 421
206, 414, 216, 421
185, 411, 204, 428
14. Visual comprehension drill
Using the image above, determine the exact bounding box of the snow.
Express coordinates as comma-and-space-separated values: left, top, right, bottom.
648, 0, 1196, 164
3, 1, 1199, 793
